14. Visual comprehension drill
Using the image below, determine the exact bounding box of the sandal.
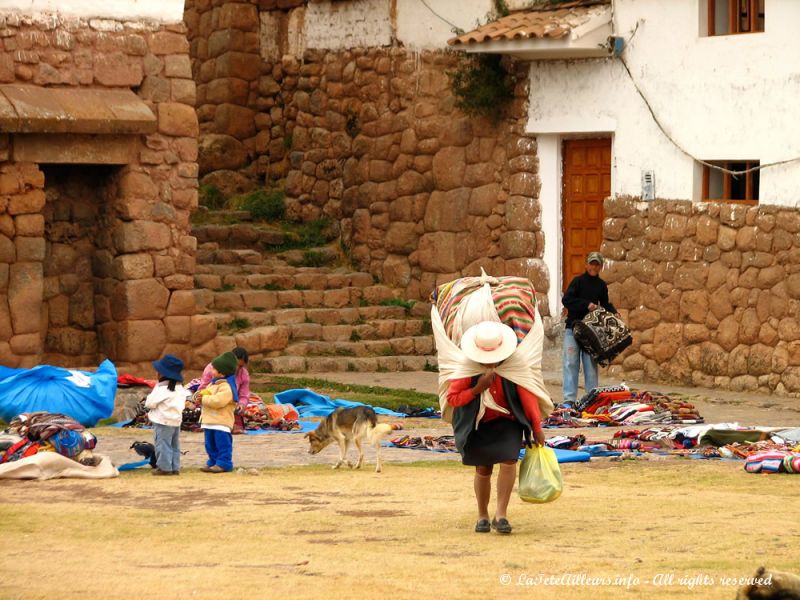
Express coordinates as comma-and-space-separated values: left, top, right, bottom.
475, 518, 491, 533
492, 517, 513, 534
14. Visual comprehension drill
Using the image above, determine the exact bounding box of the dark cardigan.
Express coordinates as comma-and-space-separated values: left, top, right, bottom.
452, 376, 533, 455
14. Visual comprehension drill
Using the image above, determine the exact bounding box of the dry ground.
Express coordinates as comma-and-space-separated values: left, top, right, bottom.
1, 458, 797, 600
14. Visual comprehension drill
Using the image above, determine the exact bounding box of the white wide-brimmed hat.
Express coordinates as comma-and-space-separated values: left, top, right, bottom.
460, 321, 518, 364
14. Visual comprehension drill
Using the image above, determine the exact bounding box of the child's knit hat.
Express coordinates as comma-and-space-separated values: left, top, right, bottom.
211, 351, 238, 376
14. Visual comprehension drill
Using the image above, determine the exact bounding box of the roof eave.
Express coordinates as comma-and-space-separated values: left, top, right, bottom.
457, 22, 613, 60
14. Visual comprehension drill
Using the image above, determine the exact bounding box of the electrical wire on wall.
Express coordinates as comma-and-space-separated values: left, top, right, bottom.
611, 5, 800, 178
419, 0, 461, 32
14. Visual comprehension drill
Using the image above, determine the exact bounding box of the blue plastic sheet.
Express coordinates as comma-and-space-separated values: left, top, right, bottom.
0, 360, 117, 427
274, 388, 406, 418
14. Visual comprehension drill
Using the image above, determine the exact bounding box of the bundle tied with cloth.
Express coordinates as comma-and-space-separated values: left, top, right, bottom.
431, 268, 554, 428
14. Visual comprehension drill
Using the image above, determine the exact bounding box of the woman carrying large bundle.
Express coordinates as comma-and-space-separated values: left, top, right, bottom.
432, 270, 553, 535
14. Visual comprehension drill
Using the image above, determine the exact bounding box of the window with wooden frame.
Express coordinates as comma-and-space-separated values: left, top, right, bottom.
707, 0, 765, 36
701, 161, 760, 204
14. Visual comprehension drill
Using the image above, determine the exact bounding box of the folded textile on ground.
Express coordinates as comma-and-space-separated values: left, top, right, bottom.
0, 452, 118, 480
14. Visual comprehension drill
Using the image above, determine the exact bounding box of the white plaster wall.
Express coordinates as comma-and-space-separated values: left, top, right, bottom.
527, 0, 800, 206
395, 0, 493, 49
304, 0, 392, 50
538, 134, 562, 317
0, 0, 184, 22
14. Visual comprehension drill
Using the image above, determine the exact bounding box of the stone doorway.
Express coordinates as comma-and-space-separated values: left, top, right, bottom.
41, 165, 116, 367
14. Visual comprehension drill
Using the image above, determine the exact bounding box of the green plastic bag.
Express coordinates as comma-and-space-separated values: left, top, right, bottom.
518, 446, 563, 503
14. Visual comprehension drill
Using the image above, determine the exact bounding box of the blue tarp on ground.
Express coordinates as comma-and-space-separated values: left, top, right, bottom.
273, 388, 407, 418
0, 360, 117, 427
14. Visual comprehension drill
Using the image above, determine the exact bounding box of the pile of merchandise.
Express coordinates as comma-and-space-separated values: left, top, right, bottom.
388, 435, 456, 452
122, 393, 301, 433
1, 412, 99, 466
545, 384, 705, 428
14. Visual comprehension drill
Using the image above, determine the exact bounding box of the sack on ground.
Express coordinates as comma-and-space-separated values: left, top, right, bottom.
518, 446, 563, 503
572, 308, 632, 366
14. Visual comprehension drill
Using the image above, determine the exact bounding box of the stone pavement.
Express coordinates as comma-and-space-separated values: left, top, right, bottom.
98, 346, 800, 472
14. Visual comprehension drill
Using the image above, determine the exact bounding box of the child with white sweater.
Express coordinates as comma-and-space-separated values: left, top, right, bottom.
144, 354, 188, 476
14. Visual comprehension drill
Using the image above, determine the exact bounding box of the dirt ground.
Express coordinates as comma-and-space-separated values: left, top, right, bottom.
2, 364, 800, 599
1, 460, 798, 600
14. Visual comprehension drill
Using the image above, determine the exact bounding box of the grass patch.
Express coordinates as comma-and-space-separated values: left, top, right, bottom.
349, 330, 362, 342
335, 347, 356, 357
225, 317, 251, 332
199, 184, 225, 210
251, 375, 438, 410
261, 282, 284, 291
299, 250, 335, 268
423, 362, 439, 373
275, 218, 336, 251
213, 283, 235, 292
229, 188, 285, 221
353, 316, 367, 326
420, 319, 433, 335
380, 298, 416, 313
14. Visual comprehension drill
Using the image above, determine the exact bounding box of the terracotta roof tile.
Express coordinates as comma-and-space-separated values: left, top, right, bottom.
448, 1, 610, 46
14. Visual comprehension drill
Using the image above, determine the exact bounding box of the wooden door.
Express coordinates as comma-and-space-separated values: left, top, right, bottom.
562, 138, 611, 290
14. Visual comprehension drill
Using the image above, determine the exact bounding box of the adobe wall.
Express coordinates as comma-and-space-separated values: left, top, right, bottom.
185, 0, 550, 311
0, 12, 213, 371
604, 197, 800, 395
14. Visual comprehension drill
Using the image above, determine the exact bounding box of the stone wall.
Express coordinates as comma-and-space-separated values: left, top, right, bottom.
185, 0, 277, 192
604, 197, 800, 395
185, 1, 549, 310
0, 12, 212, 371
284, 48, 547, 307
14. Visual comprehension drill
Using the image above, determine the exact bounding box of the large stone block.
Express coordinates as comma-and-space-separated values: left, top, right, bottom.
385, 222, 418, 254
198, 133, 249, 175
213, 103, 256, 138
9, 333, 39, 355
158, 103, 199, 137
499, 231, 537, 259
116, 320, 167, 362
112, 253, 154, 280
431, 147, 465, 191
148, 31, 190, 55
94, 52, 143, 87
8, 189, 45, 215
190, 314, 218, 345
418, 232, 460, 272
111, 279, 170, 320
113, 221, 172, 253
8, 262, 42, 335
167, 290, 197, 316
164, 316, 191, 343
14, 214, 44, 236
424, 188, 470, 232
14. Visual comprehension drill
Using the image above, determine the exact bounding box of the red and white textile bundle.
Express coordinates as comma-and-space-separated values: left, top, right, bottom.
431, 269, 553, 425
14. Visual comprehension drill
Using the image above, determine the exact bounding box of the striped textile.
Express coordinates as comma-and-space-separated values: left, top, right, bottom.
434, 275, 537, 343
744, 450, 792, 474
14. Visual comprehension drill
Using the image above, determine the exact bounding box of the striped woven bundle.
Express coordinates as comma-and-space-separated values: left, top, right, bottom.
744, 450, 791, 474
783, 453, 800, 474
434, 275, 537, 343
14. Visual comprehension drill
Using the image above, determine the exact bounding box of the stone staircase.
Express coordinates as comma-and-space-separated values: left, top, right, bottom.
191, 218, 436, 373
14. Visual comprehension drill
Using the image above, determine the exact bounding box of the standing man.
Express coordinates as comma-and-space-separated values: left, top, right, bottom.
561, 251, 617, 404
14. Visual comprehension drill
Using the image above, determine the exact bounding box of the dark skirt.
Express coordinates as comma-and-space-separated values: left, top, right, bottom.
461, 417, 523, 466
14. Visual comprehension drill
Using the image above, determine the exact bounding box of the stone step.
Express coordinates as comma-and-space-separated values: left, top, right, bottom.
197, 285, 404, 312
282, 336, 433, 358
215, 315, 431, 341
193, 223, 286, 248
194, 267, 375, 291
209, 304, 431, 327
210, 325, 432, 361
260, 355, 438, 374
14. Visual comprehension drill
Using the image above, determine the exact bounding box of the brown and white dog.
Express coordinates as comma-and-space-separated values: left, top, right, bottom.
305, 406, 393, 473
